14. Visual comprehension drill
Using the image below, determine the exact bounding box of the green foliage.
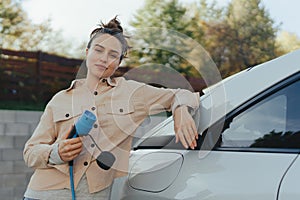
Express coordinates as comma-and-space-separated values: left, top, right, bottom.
0, 0, 24, 47
128, 0, 201, 79
128, 0, 284, 79
1, 0, 44, 49
188, 0, 280, 78
222, 0, 278, 75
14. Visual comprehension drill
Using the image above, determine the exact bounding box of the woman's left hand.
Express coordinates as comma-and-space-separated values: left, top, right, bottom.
173, 105, 198, 149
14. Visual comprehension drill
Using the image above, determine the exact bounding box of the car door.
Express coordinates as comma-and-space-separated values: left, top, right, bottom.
277, 155, 300, 200
184, 71, 300, 200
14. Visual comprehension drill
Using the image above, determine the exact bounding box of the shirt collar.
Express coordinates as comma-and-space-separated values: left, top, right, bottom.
66, 77, 117, 92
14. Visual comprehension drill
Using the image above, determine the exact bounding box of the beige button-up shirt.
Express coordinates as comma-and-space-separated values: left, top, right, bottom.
23, 77, 199, 193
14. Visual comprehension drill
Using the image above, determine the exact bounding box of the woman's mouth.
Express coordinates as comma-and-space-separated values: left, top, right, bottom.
95, 64, 107, 70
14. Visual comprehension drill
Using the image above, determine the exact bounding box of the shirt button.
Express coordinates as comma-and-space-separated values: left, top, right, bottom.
91, 107, 96, 111
91, 144, 95, 148
84, 161, 88, 166
93, 124, 98, 128
119, 108, 123, 113
65, 113, 70, 118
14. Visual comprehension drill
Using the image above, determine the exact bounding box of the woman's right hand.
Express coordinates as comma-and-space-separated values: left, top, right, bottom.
58, 126, 83, 162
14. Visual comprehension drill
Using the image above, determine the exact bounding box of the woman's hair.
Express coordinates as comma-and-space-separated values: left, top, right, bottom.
87, 16, 129, 61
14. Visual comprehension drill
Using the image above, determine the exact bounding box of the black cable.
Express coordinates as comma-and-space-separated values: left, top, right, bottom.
87, 134, 116, 170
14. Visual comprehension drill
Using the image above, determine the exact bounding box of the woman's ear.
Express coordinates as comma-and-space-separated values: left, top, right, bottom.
86, 48, 89, 56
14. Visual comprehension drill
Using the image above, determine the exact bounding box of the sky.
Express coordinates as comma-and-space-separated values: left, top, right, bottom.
21, 0, 300, 43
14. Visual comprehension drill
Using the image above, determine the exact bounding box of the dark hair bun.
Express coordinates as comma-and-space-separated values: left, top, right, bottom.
103, 16, 123, 33
89, 16, 123, 38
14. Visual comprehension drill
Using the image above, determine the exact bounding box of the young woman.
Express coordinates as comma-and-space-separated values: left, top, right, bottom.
23, 17, 199, 200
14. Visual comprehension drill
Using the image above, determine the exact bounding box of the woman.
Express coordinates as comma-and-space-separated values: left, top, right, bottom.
23, 16, 199, 200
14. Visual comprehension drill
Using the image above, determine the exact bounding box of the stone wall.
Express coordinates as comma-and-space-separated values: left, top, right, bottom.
0, 110, 42, 200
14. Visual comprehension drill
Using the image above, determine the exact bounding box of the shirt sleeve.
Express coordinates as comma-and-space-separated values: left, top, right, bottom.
48, 143, 65, 165
23, 105, 57, 169
141, 84, 200, 115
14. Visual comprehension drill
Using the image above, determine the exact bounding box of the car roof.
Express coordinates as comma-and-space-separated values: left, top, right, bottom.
198, 49, 300, 132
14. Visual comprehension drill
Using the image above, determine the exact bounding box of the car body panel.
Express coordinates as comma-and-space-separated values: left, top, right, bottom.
278, 155, 300, 200
117, 150, 297, 200
172, 151, 296, 200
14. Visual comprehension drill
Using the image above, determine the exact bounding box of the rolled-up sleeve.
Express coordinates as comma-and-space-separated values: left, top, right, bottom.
48, 143, 65, 165
23, 105, 57, 169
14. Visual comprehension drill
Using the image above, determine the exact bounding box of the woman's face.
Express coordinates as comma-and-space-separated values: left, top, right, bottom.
86, 34, 122, 79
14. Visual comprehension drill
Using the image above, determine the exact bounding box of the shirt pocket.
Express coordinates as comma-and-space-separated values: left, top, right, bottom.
52, 108, 82, 123
101, 101, 139, 136
51, 108, 83, 139
104, 100, 134, 115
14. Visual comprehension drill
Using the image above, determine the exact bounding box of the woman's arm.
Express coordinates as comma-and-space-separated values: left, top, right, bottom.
173, 105, 198, 149
141, 84, 200, 149
23, 105, 58, 169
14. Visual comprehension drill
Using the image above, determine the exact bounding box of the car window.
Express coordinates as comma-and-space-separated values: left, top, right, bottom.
221, 78, 300, 149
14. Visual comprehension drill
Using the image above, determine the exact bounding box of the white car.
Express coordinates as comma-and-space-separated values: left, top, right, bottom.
111, 49, 300, 200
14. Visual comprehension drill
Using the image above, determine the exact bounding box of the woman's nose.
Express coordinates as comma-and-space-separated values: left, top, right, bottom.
99, 53, 108, 63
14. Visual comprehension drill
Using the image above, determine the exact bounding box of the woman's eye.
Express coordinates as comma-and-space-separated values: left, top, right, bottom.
110, 54, 118, 59
95, 48, 103, 53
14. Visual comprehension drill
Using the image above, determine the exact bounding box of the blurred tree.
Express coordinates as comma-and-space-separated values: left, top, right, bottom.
276, 31, 300, 54
186, 0, 280, 78
128, 0, 280, 81
185, 0, 226, 78
220, 0, 279, 77
0, 0, 82, 58
128, 0, 200, 79
0, 0, 26, 47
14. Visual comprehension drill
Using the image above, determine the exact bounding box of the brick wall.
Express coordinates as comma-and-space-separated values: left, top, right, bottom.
0, 110, 42, 200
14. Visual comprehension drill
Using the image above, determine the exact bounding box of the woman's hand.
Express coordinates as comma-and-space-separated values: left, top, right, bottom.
173, 105, 198, 149
58, 126, 83, 162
